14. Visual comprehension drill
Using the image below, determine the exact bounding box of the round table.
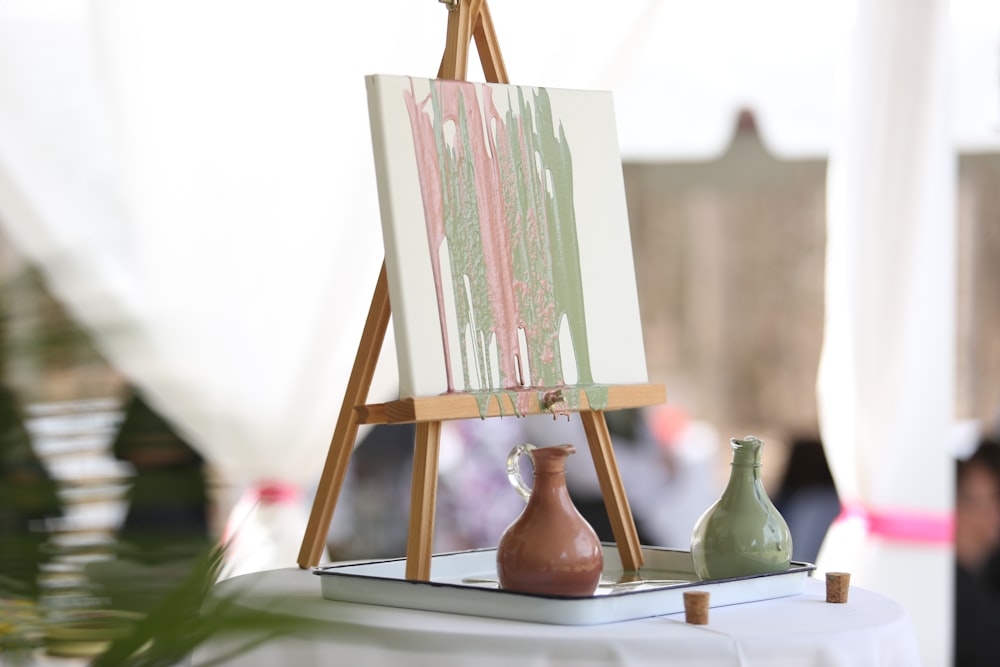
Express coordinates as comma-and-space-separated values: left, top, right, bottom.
193, 567, 921, 667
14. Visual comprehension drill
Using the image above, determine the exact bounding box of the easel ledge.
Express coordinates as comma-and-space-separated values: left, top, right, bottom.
357, 384, 666, 424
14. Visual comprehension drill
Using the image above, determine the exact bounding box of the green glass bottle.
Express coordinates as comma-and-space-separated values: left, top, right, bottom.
690, 435, 792, 580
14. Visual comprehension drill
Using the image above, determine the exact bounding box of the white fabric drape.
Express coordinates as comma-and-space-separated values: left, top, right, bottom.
0, 0, 403, 576
816, 0, 956, 665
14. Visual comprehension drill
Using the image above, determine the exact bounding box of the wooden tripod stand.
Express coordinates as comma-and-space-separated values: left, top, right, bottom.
297, 0, 665, 580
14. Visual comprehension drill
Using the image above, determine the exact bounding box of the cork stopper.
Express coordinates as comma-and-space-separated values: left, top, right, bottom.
825, 572, 851, 603
683, 590, 710, 624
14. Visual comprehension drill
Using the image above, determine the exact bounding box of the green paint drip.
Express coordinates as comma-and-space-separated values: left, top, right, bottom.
580, 384, 609, 411
467, 384, 610, 420
506, 390, 525, 418
533, 89, 593, 385
561, 387, 581, 412
404, 80, 597, 396
472, 392, 493, 420
469, 389, 533, 419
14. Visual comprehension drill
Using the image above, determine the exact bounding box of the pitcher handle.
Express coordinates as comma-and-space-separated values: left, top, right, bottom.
506, 443, 536, 503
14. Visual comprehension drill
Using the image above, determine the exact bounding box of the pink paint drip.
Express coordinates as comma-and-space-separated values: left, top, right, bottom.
402, 79, 587, 397
404, 81, 454, 391
459, 83, 520, 389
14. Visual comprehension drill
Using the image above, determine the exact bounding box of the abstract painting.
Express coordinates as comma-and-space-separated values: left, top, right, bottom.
366, 74, 647, 415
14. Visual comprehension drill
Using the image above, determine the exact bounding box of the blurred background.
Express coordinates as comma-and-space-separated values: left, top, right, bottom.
0, 0, 998, 665
2, 106, 998, 560
1, 105, 998, 660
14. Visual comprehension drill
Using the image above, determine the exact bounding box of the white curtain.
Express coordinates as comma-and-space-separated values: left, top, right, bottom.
816, 0, 956, 665
0, 0, 402, 576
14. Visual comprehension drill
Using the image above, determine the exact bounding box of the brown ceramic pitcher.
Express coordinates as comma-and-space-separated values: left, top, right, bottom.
496, 444, 604, 596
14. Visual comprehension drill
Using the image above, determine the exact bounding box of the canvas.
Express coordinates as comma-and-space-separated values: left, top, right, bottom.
366, 74, 648, 412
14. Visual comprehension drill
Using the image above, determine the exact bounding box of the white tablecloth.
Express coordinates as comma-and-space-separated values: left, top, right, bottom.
193, 567, 921, 667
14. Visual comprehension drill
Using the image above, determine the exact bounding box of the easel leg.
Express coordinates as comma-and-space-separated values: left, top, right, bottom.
471, 0, 508, 83
297, 264, 392, 568
438, 0, 508, 85
406, 420, 443, 580
580, 410, 645, 570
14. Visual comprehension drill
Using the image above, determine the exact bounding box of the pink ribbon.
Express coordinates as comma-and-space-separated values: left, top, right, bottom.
835, 502, 954, 545
222, 481, 303, 544
248, 481, 302, 505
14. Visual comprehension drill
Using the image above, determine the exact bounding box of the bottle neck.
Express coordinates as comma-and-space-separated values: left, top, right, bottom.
532, 470, 568, 491
530, 444, 574, 475
725, 437, 765, 489
730, 437, 763, 465
726, 462, 762, 485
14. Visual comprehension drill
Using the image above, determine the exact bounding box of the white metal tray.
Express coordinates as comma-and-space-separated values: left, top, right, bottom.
314, 545, 815, 625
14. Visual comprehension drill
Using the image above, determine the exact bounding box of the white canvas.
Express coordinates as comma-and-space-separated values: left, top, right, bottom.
366, 74, 648, 408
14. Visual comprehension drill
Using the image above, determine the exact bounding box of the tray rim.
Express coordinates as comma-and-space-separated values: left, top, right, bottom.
313, 544, 816, 601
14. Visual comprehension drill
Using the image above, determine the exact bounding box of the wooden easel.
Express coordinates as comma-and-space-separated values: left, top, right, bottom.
297, 0, 665, 580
